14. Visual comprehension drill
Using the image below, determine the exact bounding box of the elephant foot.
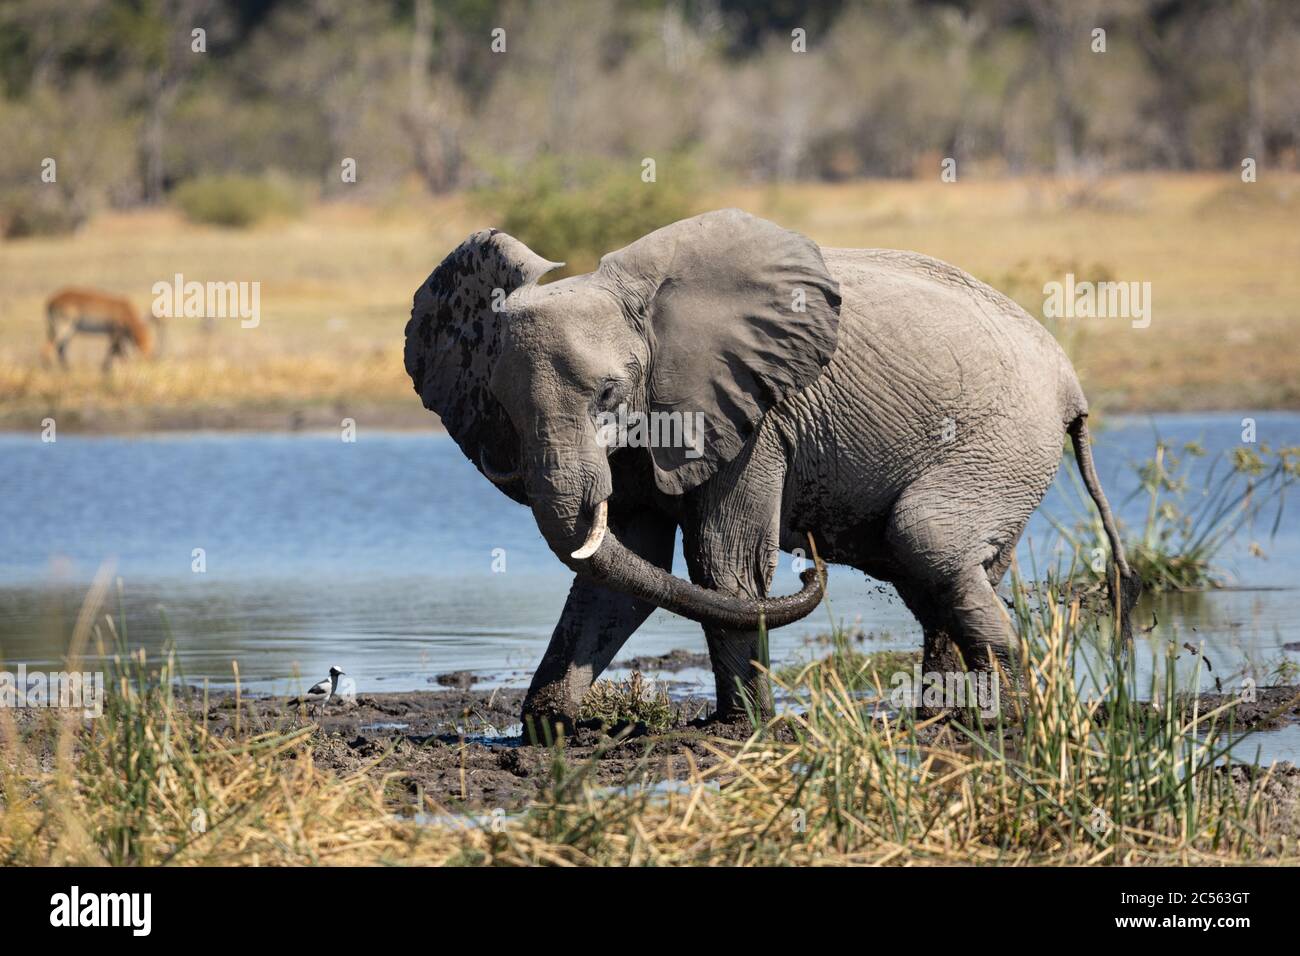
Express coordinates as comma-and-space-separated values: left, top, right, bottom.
701, 692, 773, 730
913, 658, 1020, 726
692, 706, 751, 727
520, 683, 580, 745
520, 710, 575, 745
689, 710, 759, 740
693, 683, 774, 734
916, 625, 1020, 724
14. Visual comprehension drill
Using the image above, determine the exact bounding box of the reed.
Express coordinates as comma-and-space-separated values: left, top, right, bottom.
2, 568, 1294, 866
1050, 439, 1299, 592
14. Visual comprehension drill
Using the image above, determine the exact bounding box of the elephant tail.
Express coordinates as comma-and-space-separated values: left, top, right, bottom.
1068, 415, 1142, 641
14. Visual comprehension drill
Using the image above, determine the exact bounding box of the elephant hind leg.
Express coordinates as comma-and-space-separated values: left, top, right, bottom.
983, 528, 1024, 588
892, 576, 965, 682
892, 567, 1017, 721
885, 481, 1021, 717
893, 566, 1015, 676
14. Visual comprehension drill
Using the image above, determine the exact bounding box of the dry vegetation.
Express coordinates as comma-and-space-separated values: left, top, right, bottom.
3, 568, 1297, 867
1, 172, 1297, 431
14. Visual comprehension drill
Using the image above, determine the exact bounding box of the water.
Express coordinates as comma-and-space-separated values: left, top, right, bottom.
1, 412, 1298, 757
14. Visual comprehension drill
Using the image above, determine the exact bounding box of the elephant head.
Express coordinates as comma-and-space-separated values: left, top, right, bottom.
404, 209, 841, 628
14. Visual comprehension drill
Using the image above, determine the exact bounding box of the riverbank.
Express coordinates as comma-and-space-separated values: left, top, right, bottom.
194, 679, 1300, 813
4, 662, 1299, 866
199, 685, 729, 810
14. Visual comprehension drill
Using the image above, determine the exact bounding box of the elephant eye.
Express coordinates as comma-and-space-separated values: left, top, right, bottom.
597, 381, 620, 408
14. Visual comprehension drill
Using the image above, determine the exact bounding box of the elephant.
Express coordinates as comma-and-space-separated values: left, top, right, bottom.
404, 209, 1140, 739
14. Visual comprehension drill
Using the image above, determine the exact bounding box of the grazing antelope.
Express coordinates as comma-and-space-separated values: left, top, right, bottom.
43, 288, 159, 371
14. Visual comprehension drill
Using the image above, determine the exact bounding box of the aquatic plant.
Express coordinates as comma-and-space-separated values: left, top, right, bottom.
578, 672, 676, 734
775, 642, 920, 693
1050, 438, 1299, 592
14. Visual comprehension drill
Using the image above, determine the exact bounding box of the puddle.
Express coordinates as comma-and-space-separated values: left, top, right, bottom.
455, 722, 524, 746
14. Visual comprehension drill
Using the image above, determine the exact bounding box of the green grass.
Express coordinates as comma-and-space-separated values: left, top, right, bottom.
776, 642, 921, 693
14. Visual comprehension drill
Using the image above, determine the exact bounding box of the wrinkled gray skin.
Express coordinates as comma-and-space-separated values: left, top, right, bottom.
405, 210, 1139, 739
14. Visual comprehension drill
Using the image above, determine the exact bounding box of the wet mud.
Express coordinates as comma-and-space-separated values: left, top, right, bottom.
191, 677, 1300, 816
199, 686, 752, 810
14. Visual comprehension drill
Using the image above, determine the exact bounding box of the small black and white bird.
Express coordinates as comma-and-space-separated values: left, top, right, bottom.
290, 666, 346, 708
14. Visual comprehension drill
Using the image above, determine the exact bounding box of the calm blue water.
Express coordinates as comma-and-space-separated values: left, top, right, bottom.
1, 413, 1298, 744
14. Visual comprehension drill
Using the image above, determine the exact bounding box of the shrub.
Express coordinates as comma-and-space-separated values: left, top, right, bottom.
578, 672, 675, 733
473, 155, 698, 274
0, 80, 135, 238
172, 172, 305, 228
777, 646, 921, 693
0, 188, 88, 238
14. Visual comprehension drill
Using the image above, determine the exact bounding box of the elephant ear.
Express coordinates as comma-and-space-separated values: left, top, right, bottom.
404, 229, 561, 504
598, 209, 840, 495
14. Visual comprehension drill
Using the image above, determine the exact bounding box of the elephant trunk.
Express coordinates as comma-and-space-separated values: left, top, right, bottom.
527, 451, 824, 630
580, 524, 826, 631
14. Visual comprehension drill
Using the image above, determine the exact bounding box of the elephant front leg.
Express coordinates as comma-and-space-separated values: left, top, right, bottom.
702, 627, 772, 724
682, 434, 786, 725
521, 511, 675, 743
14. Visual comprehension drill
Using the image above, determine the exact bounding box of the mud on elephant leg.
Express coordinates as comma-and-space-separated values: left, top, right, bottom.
886, 475, 1024, 722
520, 511, 675, 743
949, 564, 1022, 720
521, 577, 661, 743
702, 627, 773, 724
895, 568, 1019, 723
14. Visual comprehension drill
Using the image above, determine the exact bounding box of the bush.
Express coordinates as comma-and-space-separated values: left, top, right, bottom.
171, 173, 305, 228
474, 155, 698, 274
0, 80, 134, 238
0, 188, 88, 238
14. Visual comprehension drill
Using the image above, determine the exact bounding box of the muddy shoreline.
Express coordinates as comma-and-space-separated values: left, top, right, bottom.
193, 679, 1300, 813
8, 402, 1300, 437
200, 685, 745, 810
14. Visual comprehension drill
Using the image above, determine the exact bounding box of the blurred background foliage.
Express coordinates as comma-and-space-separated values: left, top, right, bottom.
172, 170, 306, 226
473, 154, 699, 273
1, 0, 1298, 237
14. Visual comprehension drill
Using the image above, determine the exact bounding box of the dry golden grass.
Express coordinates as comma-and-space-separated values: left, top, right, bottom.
0, 350, 412, 431
3, 569, 1296, 867
0, 173, 1297, 430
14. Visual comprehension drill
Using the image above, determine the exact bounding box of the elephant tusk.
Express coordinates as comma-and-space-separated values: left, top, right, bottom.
480, 449, 523, 484
570, 499, 608, 560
